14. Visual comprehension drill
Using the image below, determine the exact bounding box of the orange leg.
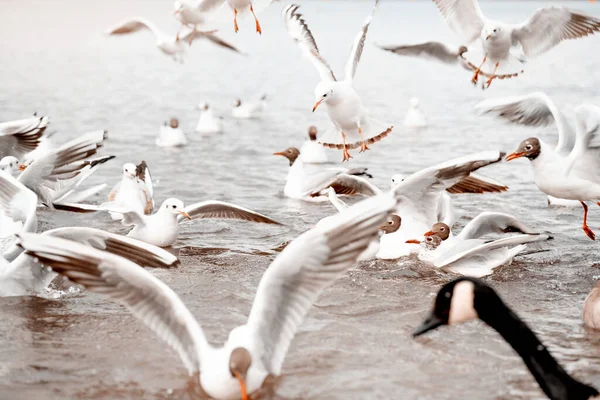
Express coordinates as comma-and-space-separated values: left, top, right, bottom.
471, 56, 487, 85
485, 62, 500, 88
250, 4, 262, 34
582, 201, 595, 240
234, 9, 239, 33
358, 127, 369, 153
188, 27, 196, 45
341, 132, 353, 162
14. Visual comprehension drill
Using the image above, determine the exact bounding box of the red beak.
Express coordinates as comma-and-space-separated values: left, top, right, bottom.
405, 239, 421, 244
19, 164, 27, 171
423, 231, 435, 237
506, 152, 525, 162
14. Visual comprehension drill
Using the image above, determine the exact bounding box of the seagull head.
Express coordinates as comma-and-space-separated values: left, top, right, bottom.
424, 222, 450, 241
0, 156, 25, 175
484, 25, 501, 41
122, 163, 137, 179
380, 214, 401, 234
173, 1, 184, 15
410, 97, 420, 108
229, 347, 252, 400
457, 45, 468, 57
308, 126, 318, 141
313, 82, 335, 112
390, 174, 405, 189
273, 147, 300, 166
199, 102, 210, 111
232, 99, 242, 108
506, 137, 541, 162
161, 198, 191, 219
405, 235, 441, 250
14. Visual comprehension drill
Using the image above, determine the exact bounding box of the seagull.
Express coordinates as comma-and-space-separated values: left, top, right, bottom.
505, 105, 600, 240
157, 118, 188, 147
406, 213, 551, 277
50, 155, 115, 206
378, 42, 470, 70
106, 17, 240, 63
299, 126, 329, 164
0, 114, 49, 159
107, 161, 154, 220
475, 92, 586, 207
273, 147, 379, 201
583, 281, 600, 330
283, 2, 393, 162
414, 277, 599, 400
15, 185, 398, 399
377, 153, 509, 260
431, 0, 600, 87
196, 102, 222, 134
403, 97, 428, 129
231, 94, 268, 119
2, 130, 108, 207
102, 198, 280, 247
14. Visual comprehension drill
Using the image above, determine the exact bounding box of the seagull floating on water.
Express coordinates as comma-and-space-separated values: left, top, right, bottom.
299, 126, 329, 164
107, 162, 154, 220
157, 118, 188, 147
196, 102, 223, 134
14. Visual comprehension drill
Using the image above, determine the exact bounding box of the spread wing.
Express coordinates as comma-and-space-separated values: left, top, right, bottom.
378, 42, 463, 65
245, 192, 396, 374
344, 0, 379, 82
182, 32, 241, 53
457, 212, 538, 240
0, 114, 49, 159
565, 105, 600, 178
309, 174, 382, 198
432, 0, 486, 43
106, 17, 163, 39
511, 7, 600, 57
446, 173, 508, 194
42, 227, 180, 269
179, 200, 281, 224
475, 92, 575, 154
283, 4, 337, 82
17, 233, 210, 374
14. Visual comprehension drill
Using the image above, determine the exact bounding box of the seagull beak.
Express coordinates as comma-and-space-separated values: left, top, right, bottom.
273, 151, 286, 157
505, 152, 525, 162
19, 164, 27, 171
174, 9, 180, 15
179, 211, 192, 220
405, 239, 421, 244
232, 371, 249, 400
413, 312, 445, 337
312, 99, 324, 112
485, 34, 492, 41
423, 231, 435, 237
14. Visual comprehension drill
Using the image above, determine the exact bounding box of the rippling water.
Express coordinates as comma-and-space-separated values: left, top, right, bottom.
1, 0, 600, 398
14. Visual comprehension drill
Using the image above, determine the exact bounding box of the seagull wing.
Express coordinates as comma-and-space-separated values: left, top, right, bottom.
283, 4, 337, 82
565, 105, 600, 179
310, 174, 382, 198
475, 92, 575, 154
457, 212, 538, 240
17, 233, 210, 374
0, 114, 49, 159
180, 200, 281, 224
106, 17, 163, 40
378, 42, 462, 65
244, 192, 396, 374
344, 0, 379, 82
445, 173, 508, 194
432, 0, 486, 43
511, 7, 600, 57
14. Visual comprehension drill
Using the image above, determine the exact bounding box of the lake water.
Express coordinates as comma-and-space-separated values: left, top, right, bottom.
0, 0, 599, 399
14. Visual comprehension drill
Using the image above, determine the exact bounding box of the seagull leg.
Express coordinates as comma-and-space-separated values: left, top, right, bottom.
341, 132, 353, 162
358, 127, 369, 153
581, 201, 595, 240
188, 26, 196, 45
471, 56, 487, 85
234, 9, 239, 33
485, 62, 500, 88
250, 3, 262, 34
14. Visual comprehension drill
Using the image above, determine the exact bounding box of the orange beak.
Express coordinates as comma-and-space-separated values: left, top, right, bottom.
19, 164, 27, 171
273, 151, 285, 157
405, 239, 421, 244
179, 211, 192, 220
423, 231, 435, 237
232, 371, 249, 400
485, 34, 492, 40
312, 99, 323, 112
505, 152, 525, 162
174, 9, 180, 15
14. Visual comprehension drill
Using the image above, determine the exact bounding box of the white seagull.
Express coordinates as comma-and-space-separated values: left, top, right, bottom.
505, 105, 600, 240
157, 118, 188, 147
231, 94, 268, 119
431, 0, 600, 87
377, 151, 508, 260
273, 147, 379, 201
106, 17, 240, 63
475, 92, 587, 207
0, 114, 49, 159
196, 102, 223, 134
103, 198, 280, 248
403, 97, 428, 129
107, 161, 154, 220
15, 185, 397, 399
406, 212, 551, 277
283, 2, 393, 162
299, 126, 329, 164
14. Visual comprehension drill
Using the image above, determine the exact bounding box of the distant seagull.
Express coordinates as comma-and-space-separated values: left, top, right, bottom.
378, 42, 470, 70
283, 2, 393, 162
403, 97, 427, 129
106, 17, 240, 63
231, 94, 268, 119
505, 105, 600, 240
431, 0, 600, 87
196, 102, 222, 134
0, 114, 49, 159
103, 198, 280, 247
299, 126, 328, 164
107, 161, 154, 220
157, 118, 187, 147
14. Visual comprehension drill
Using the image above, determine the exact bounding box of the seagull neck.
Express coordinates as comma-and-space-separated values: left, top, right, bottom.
478, 299, 598, 400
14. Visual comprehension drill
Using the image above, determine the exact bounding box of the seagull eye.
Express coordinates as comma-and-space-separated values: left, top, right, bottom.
172, 205, 176, 209
525, 145, 533, 150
